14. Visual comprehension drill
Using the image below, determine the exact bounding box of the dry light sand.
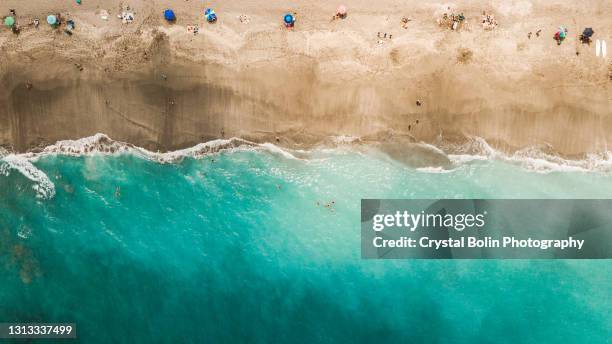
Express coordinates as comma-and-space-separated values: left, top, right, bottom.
0, 0, 611, 156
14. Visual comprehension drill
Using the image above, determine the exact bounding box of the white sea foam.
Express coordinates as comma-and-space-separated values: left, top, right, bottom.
19, 134, 255, 163
446, 136, 612, 173
331, 135, 361, 144
1, 133, 612, 201
416, 166, 452, 173
0, 162, 9, 177
143, 138, 257, 162
257, 143, 299, 160
17, 225, 32, 239
0, 134, 303, 200
448, 154, 488, 164
2, 154, 56, 199
25, 133, 301, 163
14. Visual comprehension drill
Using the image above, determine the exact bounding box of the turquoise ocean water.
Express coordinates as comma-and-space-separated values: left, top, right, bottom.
0, 145, 610, 343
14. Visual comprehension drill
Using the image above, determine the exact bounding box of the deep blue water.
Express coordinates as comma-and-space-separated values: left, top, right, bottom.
0, 149, 610, 343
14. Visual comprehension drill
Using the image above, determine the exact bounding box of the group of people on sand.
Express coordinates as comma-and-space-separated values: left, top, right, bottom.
433, 7, 600, 52
481, 11, 497, 31
3, 4, 603, 56
3, 8, 76, 35
437, 9, 466, 31
3, 4, 350, 34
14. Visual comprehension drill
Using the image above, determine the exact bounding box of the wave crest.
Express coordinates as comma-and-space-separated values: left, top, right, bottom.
1, 134, 612, 202
27, 134, 260, 163
2, 155, 56, 199
445, 137, 612, 173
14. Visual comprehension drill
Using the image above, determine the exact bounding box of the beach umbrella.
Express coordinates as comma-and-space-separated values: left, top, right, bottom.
582, 27, 594, 38
164, 9, 176, 22
284, 14, 294, 25
47, 15, 57, 26
559, 30, 566, 39
336, 5, 347, 16
4, 16, 15, 27
205, 8, 217, 23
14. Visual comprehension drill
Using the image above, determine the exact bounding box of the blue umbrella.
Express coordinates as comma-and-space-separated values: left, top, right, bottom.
284, 14, 294, 25
164, 9, 176, 22
47, 15, 58, 26
205, 8, 217, 22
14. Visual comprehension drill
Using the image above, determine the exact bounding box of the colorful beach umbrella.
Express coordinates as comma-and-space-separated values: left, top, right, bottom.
284, 14, 294, 25
164, 9, 176, 22
336, 5, 347, 16
47, 15, 58, 26
4, 16, 15, 27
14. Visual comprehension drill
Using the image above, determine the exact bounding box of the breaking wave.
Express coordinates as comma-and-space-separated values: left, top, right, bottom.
2, 134, 612, 200
444, 137, 612, 173
25, 133, 303, 162
1, 155, 56, 199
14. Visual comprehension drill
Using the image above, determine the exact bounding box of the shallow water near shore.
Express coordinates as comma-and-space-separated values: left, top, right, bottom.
0, 147, 610, 343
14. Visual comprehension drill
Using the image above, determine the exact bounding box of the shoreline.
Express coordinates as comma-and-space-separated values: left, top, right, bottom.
3, 131, 612, 202
3, 133, 612, 174
1, 0, 611, 155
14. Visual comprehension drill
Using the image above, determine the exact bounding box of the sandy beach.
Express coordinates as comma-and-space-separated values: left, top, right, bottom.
0, 0, 610, 156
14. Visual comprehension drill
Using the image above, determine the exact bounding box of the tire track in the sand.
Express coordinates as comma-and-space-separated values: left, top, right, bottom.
105, 102, 160, 135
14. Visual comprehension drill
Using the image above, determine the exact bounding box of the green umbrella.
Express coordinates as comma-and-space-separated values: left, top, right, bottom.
4, 16, 15, 27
